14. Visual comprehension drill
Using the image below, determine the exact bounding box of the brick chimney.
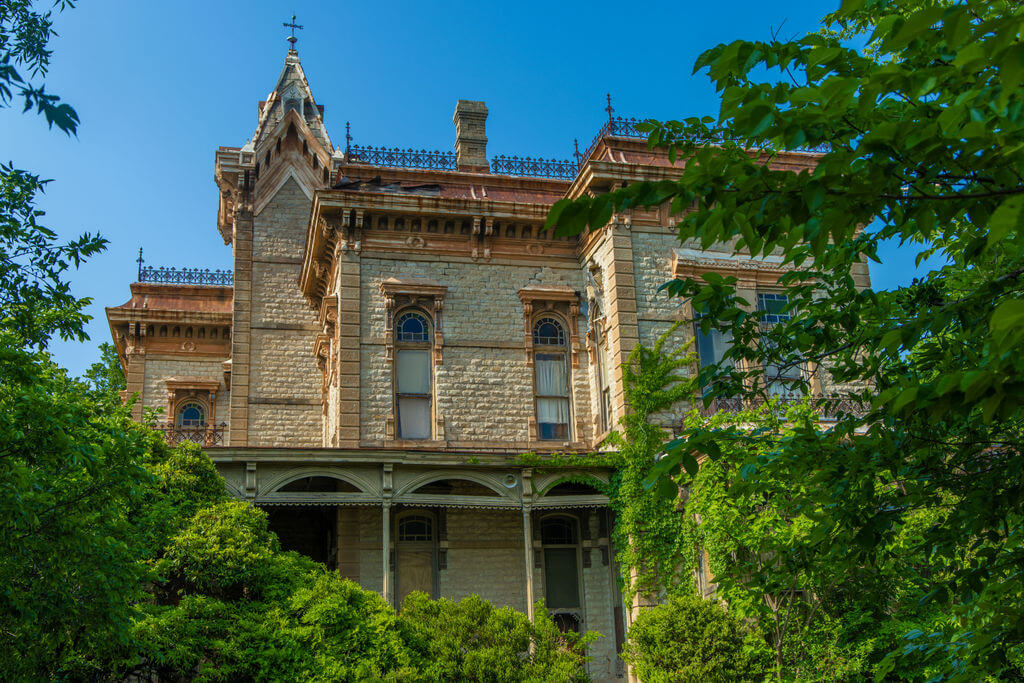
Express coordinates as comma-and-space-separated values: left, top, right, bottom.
453, 100, 489, 172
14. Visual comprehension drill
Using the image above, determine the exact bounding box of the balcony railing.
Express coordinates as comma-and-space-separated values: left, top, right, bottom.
696, 395, 868, 421
157, 423, 227, 447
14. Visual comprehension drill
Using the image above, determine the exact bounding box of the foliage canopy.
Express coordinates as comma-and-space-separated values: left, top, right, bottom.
549, 0, 1024, 678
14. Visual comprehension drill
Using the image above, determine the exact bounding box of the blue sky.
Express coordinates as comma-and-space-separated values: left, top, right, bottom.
2, 0, 925, 376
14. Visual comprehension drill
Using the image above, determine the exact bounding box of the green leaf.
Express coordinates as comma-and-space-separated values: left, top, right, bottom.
986, 195, 1024, 248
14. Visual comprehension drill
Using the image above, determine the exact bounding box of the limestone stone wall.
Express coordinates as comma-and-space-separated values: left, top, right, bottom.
247, 177, 321, 446
357, 255, 592, 446
357, 506, 383, 593
140, 355, 230, 427
440, 509, 525, 610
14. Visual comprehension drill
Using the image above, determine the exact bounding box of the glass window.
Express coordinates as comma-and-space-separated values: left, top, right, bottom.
758, 293, 803, 395
533, 318, 570, 441
533, 318, 566, 346
395, 310, 432, 439
593, 315, 611, 432
397, 311, 430, 342
757, 292, 792, 324
398, 515, 433, 542
176, 401, 206, 428
693, 305, 734, 396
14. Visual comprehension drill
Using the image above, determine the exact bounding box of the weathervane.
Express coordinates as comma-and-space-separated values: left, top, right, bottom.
283, 14, 303, 48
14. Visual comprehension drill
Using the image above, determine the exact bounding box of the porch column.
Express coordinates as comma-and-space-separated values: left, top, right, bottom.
382, 463, 394, 606
521, 468, 535, 620
382, 501, 392, 605
522, 505, 535, 620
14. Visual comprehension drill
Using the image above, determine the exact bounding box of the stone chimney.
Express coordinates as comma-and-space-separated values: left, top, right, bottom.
453, 100, 489, 172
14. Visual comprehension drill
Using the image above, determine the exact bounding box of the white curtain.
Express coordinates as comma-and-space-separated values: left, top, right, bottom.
397, 349, 431, 394
535, 354, 567, 397
398, 397, 431, 439
538, 397, 570, 425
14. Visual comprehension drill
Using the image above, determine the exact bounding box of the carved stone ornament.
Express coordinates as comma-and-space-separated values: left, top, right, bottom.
380, 278, 448, 364
517, 285, 583, 368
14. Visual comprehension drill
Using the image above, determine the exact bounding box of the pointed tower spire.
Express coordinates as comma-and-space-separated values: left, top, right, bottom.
251, 41, 332, 152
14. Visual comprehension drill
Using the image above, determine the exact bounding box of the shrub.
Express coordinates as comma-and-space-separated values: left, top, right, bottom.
623, 594, 769, 682
159, 500, 282, 601
398, 593, 595, 682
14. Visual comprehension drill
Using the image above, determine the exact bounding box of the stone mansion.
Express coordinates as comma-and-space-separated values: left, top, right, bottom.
106, 46, 862, 680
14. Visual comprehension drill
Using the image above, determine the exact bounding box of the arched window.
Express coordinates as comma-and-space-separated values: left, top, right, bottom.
395, 310, 432, 439
176, 401, 206, 428
533, 317, 570, 440
395, 511, 437, 604
541, 515, 581, 611
398, 514, 433, 542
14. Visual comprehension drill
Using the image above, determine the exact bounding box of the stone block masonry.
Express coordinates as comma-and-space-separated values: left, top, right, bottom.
244, 177, 321, 446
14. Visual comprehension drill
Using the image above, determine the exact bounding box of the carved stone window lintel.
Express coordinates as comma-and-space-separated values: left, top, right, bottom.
164, 378, 221, 427
517, 286, 582, 368
381, 279, 448, 364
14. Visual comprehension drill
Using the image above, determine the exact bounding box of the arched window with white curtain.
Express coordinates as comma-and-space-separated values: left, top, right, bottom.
533, 317, 571, 440
395, 310, 433, 439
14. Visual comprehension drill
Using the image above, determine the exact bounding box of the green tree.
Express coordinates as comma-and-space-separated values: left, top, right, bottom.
0, 0, 105, 348
549, 0, 1024, 678
82, 341, 126, 398
0, 342, 165, 677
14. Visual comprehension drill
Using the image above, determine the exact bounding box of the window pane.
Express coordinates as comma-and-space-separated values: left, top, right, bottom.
177, 402, 206, 427
397, 349, 431, 394
397, 312, 430, 342
538, 398, 569, 440
544, 548, 580, 608
758, 292, 791, 324
399, 515, 433, 542
695, 326, 733, 369
536, 354, 568, 396
533, 318, 566, 346
541, 518, 577, 545
398, 397, 431, 439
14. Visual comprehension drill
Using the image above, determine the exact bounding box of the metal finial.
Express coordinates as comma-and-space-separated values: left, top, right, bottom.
605, 93, 614, 123
283, 14, 303, 48
574, 138, 581, 165
137, 247, 144, 280
345, 121, 352, 155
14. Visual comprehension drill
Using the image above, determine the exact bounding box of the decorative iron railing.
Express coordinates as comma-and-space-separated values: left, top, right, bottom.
158, 423, 227, 447
347, 145, 458, 171
490, 155, 578, 180
695, 394, 868, 421
580, 116, 649, 167
138, 266, 234, 286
